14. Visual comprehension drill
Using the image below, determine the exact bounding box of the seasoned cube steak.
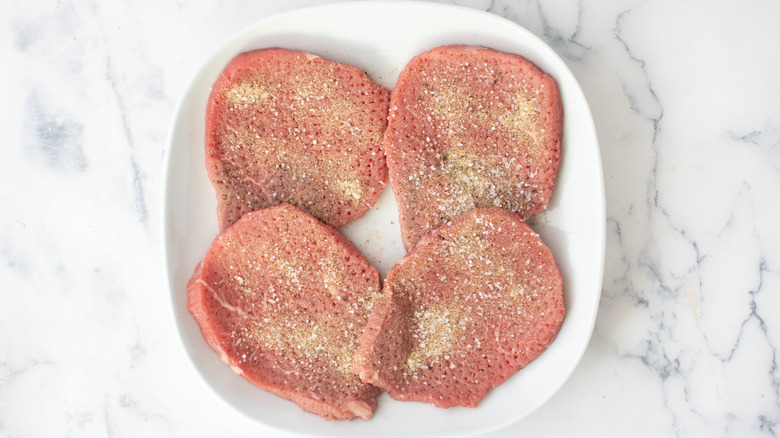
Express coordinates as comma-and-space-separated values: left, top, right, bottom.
187, 204, 382, 420
206, 48, 390, 231
385, 45, 563, 250
353, 208, 565, 408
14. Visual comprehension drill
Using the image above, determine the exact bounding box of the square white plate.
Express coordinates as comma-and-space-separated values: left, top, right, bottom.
162, 2, 604, 436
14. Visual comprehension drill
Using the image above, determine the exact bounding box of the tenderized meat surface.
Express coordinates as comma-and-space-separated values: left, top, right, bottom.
187, 204, 383, 420
205, 48, 390, 231
385, 45, 563, 250
353, 208, 565, 408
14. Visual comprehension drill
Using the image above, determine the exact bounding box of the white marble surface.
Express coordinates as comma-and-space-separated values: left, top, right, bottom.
1, 0, 778, 436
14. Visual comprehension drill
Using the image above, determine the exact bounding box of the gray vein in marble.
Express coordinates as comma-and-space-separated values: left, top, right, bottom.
612, 3, 667, 308
646, 221, 704, 296
605, 217, 631, 287
710, 204, 780, 406
0, 357, 55, 387
604, 7, 731, 436
603, 217, 649, 311
752, 263, 779, 404
480, 0, 590, 63
627, 232, 700, 435
536, 0, 590, 61
615, 171, 779, 434
729, 128, 780, 174
760, 414, 777, 435
484, 0, 505, 17
613, 13, 663, 144
105, 56, 149, 228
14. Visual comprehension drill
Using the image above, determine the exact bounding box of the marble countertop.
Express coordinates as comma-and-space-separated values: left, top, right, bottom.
1, 0, 778, 436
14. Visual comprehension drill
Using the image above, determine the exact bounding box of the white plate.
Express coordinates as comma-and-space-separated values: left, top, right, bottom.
162, 2, 604, 436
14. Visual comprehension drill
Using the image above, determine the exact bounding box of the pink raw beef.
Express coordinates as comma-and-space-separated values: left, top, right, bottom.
353, 208, 565, 408
187, 204, 383, 420
385, 45, 563, 250
205, 48, 390, 231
